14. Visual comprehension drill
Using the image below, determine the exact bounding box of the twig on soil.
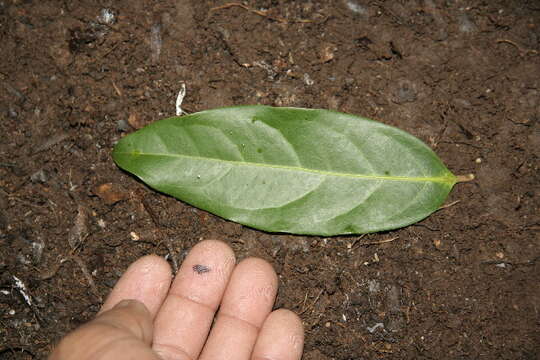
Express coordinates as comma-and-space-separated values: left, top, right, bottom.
299, 288, 324, 315
438, 200, 460, 210
112, 81, 123, 97
141, 195, 179, 272
358, 236, 399, 246
210, 3, 316, 24
70, 254, 102, 302
346, 234, 366, 251
496, 39, 538, 57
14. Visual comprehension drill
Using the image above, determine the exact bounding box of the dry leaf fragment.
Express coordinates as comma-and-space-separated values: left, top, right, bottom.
68, 205, 88, 249
128, 113, 144, 129
320, 43, 336, 63
94, 183, 129, 205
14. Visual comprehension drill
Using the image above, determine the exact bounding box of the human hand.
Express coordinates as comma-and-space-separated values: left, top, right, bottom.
49, 240, 304, 360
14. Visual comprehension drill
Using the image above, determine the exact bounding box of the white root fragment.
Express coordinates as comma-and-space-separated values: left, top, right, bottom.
176, 83, 187, 116
12, 275, 32, 306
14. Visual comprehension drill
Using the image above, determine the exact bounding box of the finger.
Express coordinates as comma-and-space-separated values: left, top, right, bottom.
199, 257, 278, 360
100, 255, 172, 318
251, 309, 304, 360
153, 240, 236, 360
50, 300, 160, 360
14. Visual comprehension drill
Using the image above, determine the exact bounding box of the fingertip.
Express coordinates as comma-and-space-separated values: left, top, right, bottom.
236, 257, 278, 287
219, 257, 278, 327
101, 254, 172, 317
192, 239, 236, 262
138, 254, 172, 272
272, 309, 304, 342
168, 239, 237, 305
252, 309, 304, 360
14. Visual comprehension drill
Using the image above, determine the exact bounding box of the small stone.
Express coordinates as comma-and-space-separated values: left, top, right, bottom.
345, 1, 367, 15
98, 8, 116, 25
303, 73, 314, 86
32, 240, 45, 264
8, 108, 18, 118
30, 169, 47, 183
116, 119, 130, 132
368, 279, 380, 293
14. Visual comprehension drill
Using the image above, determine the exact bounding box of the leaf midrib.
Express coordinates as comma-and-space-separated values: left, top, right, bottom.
116, 151, 456, 185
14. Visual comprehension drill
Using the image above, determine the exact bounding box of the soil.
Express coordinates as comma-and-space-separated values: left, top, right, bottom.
1, 0, 539, 359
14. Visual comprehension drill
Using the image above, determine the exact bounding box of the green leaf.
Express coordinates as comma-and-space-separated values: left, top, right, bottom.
112, 105, 457, 235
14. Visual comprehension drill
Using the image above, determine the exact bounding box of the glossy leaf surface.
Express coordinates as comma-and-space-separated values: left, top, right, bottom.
113, 106, 457, 235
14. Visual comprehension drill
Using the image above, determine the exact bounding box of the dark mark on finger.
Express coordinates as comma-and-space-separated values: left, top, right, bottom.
193, 264, 210, 274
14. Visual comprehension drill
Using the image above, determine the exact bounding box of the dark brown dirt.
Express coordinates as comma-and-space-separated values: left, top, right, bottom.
1, 1, 539, 359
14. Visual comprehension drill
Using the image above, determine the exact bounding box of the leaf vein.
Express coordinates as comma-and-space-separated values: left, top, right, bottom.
117, 151, 455, 184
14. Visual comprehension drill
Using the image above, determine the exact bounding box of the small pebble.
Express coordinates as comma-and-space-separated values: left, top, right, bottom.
30, 169, 47, 183
116, 119, 130, 132
303, 73, 314, 86
98, 8, 116, 25
32, 240, 44, 264
345, 0, 367, 15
